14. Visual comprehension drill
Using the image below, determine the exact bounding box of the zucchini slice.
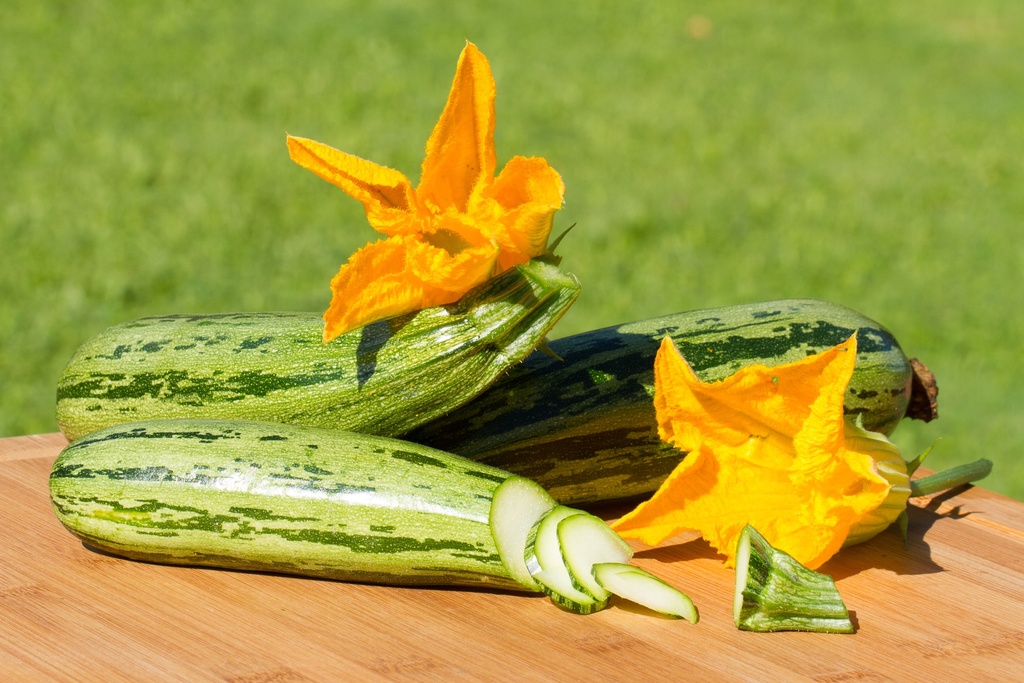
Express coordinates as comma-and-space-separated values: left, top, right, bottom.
593, 562, 699, 623
556, 513, 633, 600
490, 477, 557, 590
524, 506, 608, 614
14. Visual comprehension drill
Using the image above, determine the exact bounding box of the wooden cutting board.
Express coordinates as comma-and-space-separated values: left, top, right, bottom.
2, 432, 1023, 682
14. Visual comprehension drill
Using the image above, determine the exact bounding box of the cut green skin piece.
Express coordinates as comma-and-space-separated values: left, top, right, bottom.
556, 513, 633, 600
733, 525, 854, 633
524, 506, 609, 613
490, 476, 557, 591
593, 563, 699, 623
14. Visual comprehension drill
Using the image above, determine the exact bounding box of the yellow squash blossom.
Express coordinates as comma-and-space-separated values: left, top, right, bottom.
287, 42, 566, 342
612, 334, 910, 570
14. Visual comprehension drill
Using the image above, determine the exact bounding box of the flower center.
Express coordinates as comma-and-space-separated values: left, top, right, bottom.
423, 227, 475, 256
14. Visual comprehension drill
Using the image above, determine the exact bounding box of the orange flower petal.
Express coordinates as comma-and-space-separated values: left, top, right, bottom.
322, 233, 500, 343
419, 212, 498, 256
486, 156, 566, 269
287, 135, 421, 236
656, 338, 854, 452
322, 237, 421, 342
417, 42, 497, 213
612, 334, 896, 569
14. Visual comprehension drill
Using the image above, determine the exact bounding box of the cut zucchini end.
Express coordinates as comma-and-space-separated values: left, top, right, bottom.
490, 476, 557, 591
593, 562, 699, 623
732, 528, 752, 623
733, 525, 854, 633
556, 513, 634, 601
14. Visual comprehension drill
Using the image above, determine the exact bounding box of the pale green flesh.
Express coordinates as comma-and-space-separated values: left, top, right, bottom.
56, 259, 580, 441
49, 419, 523, 590
524, 506, 604, 612
593, 563, 699, 623
733, 531, 752, 622
556, 513, 633, 600
489, 477, 557, 591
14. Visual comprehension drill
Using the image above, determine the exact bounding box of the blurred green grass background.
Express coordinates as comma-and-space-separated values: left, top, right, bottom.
2, 1, 1021, 498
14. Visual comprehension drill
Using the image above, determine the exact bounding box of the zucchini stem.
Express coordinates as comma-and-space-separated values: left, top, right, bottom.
909, 458, 993, 498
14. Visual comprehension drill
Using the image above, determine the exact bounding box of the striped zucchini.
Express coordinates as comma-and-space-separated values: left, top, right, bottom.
407, 299, 930, 505
49, 418, 698, 616
56, 259, 580, 441
49, 419, 534, 590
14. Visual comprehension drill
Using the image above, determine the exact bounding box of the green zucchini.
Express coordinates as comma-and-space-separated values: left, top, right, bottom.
49, 419, 540, 590
56, 259, 580, 441
49, 418, 697, 616
407, 299, 929, 505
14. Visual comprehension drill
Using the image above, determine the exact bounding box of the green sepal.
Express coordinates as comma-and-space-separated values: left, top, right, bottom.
537, 223, 575, 266
536, 338, 564, 362
905, 439, 940, 477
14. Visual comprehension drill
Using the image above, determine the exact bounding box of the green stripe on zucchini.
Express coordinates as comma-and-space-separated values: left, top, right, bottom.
56, 259, 580, 441
407, 299, 926, 505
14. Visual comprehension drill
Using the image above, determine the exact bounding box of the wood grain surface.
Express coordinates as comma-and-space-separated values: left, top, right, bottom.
2, 433, 1023, 682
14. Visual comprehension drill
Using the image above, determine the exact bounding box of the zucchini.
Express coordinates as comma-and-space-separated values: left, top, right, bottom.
56, 259, 580, 441
49, 418, 696, 616
407, 299, 929, 505
49, 419, 544, 590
